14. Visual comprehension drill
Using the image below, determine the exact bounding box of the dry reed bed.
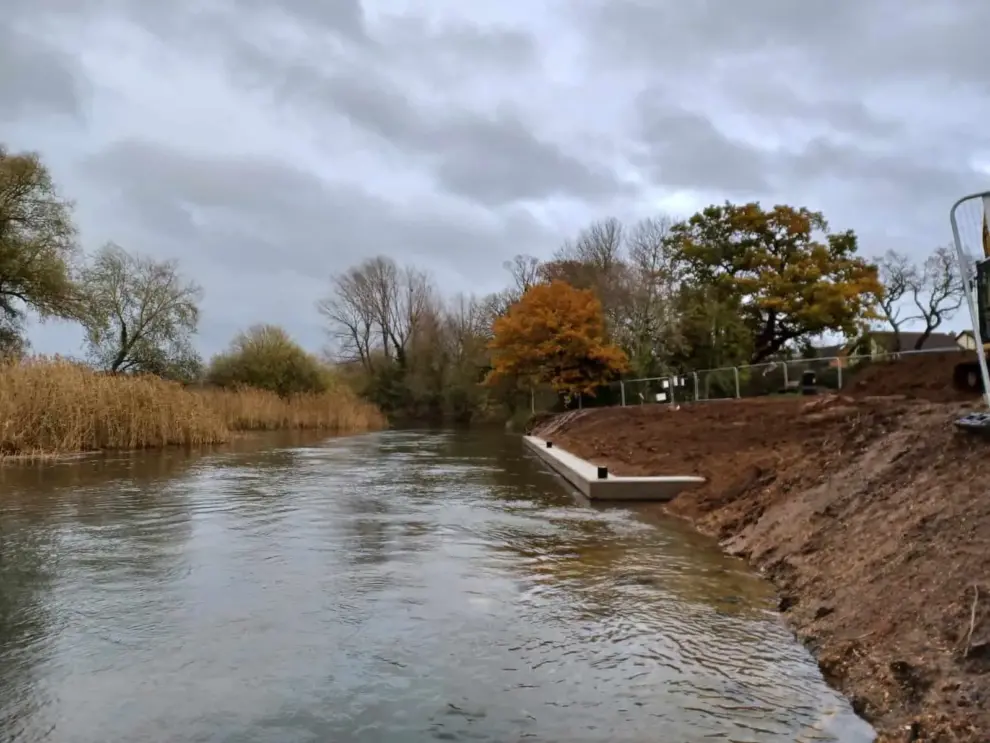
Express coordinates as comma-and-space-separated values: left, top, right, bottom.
0, 358, 386, 458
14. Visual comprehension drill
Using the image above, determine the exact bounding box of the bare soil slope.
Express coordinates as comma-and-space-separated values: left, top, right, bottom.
534, 384, 990, 742
844, 351, 978, 402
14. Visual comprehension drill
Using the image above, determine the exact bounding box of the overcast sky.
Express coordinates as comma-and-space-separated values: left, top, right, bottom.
3, 0, 990, 357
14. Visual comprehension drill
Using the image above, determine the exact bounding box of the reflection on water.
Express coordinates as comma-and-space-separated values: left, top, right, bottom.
0, 430, 874, 743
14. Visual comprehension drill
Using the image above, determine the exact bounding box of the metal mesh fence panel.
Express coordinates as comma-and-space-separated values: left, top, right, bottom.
608, 376, 692, 406
781, 357, 844, 391
738, 362, 786, 397
696, 368, 739, 400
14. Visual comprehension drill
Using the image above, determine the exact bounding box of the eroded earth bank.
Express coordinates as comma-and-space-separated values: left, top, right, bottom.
531, 353, 990, 743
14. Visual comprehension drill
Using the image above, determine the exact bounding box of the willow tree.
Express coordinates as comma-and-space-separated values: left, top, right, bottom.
80, 242, 203, 380
0, 146, 83, 354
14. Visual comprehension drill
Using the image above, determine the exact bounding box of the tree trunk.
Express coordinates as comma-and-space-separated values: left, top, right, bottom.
110, 324, 129, 372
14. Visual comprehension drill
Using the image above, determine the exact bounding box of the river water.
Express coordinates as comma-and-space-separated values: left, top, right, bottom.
0, 429, 874, 743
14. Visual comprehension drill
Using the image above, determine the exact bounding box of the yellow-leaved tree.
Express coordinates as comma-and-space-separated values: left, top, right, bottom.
485, 280, 628, 399
668, 202, 882, 363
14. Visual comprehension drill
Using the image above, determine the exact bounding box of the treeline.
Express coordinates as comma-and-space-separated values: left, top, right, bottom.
3, 144, 967, 430
321, 205, 966, 421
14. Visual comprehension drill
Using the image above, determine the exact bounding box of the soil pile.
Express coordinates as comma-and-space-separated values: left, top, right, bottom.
844, 351, 979, 402
535, 396, 990, 742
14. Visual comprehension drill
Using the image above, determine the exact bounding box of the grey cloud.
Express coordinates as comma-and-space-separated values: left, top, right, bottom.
631, 84, 982, 251
227, 57, 626, 207
780, 138, 982, 241
635, 94, 772, 195
378, 16, 538, 77
79, 139, 556, 330
581, 1, 989, 89
579, 1, 862, 74
117, 3, 611, 209
5, 0, 367, 45
716, 76, 903, 140
428, 107, 627, 206
588, 0, 990, 255
576, 0, 990, 162
231, 0, 367, 41
0, 24, 89, 121
10, 0, 990, 355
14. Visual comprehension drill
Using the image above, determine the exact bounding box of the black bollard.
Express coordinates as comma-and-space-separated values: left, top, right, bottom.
546, 441, 553, 448
597, 466, 608, 479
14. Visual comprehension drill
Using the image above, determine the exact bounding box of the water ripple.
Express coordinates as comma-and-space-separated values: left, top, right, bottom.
0, 429, 874, 743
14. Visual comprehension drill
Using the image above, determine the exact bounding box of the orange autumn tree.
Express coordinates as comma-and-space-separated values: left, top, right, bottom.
486, 280, 628, 399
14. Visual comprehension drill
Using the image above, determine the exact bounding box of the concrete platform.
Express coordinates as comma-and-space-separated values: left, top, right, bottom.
524, 436, 706, 502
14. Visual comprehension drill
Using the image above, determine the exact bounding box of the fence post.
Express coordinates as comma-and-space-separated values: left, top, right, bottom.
734, 366, 741, 398
837, 362, 843, 390
620, 381, 626, 406
782, 362, 789, 388
530, 388, 535, 414
669, 377, 676, 408
578, 393, 583, 409
692, 372, 699, 402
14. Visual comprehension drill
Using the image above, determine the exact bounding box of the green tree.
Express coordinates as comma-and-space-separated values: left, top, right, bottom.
668, 202, 881, 363
80, 242, 202, 380
208, 324, 329, 396
674, 285, 753, 370
0, 146, 83, 350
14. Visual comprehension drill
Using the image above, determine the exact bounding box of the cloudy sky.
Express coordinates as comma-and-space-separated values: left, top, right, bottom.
3, 0, 990, 357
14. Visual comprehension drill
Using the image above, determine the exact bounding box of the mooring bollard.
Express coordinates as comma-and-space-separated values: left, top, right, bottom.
597, 466, 608, 479
546, 441, 553, 448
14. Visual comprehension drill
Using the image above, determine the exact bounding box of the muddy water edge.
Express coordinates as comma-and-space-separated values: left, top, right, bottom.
0, 429, 874, 743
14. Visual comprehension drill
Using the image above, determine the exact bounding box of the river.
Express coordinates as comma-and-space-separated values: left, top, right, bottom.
0, 429, 874, 743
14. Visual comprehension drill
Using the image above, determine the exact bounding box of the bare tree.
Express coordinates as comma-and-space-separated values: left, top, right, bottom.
318, 267, 375, 369
547, 217, 630, 332
562, 217, 624, 275
908, 245, 965, 349
319, 256, 433, 370
623, 215, 683, 373
443, 294, 488, 359
80, 242, 202, 379
503, 254, 541, 297
873, 249, 917, 350
477, 289, 515, 336
873, 246, 965, 350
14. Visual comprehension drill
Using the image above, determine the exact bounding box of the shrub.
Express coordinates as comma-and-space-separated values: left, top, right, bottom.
206, 324, 330, 397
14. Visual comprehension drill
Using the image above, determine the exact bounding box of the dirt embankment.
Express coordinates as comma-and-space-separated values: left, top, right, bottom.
533, 353, 990, 742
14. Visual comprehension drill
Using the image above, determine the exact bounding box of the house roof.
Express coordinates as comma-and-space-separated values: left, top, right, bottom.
866, 331, 961, 351
811, 331, 962, 357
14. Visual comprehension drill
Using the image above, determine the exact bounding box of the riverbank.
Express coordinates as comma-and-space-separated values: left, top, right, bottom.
0, 358, 386, 458
531, 358, 989, 742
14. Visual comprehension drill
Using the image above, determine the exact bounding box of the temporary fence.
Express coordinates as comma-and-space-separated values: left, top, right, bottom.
615, 346, 969, 408
527, 345, 971, 413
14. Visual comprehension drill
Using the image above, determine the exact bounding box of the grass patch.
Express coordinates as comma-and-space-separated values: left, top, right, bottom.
0, 357, 386, 459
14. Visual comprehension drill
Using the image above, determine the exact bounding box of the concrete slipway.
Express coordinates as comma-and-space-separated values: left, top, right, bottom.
524, 436, 705, 502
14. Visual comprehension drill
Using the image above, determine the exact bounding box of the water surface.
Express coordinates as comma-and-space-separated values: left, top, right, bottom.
0, 429, 874, 742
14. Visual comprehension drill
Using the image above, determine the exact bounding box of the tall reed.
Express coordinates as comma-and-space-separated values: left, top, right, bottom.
194, 385, 386, 432
0, 357, 386, 458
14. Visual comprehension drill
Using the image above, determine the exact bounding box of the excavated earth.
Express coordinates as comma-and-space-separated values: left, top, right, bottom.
532, 353, 990, 743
